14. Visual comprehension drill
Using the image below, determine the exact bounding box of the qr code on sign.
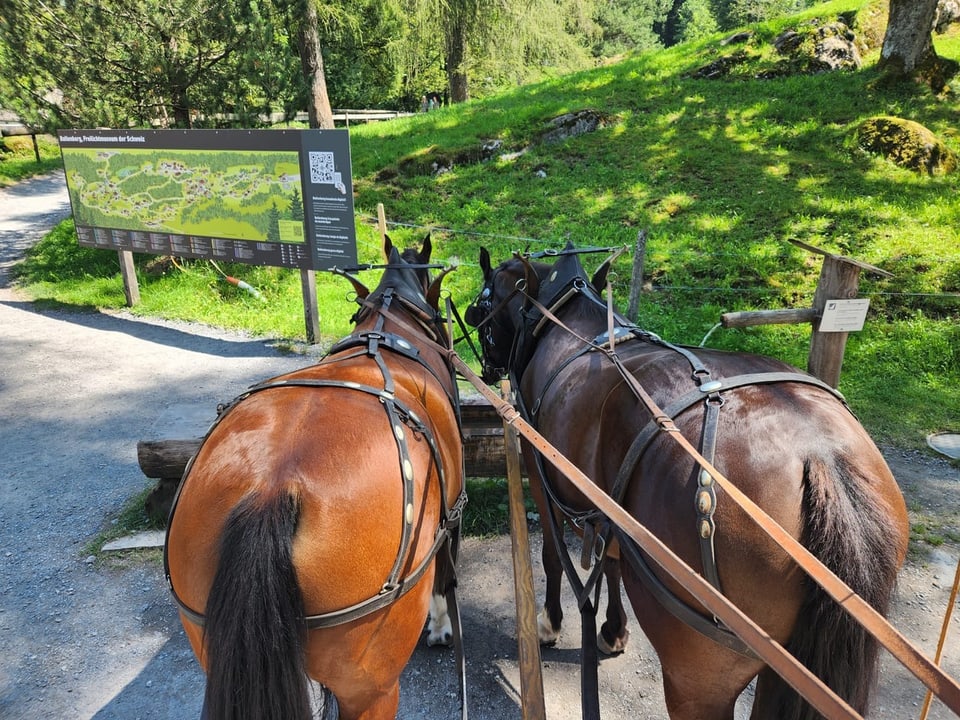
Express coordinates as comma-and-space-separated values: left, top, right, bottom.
308, 151, 335, 184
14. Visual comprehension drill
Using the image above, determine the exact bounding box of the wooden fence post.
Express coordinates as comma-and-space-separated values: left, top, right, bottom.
300, 269, 320, 343
721, 240, 892, 388
807, 254, 862, 388
795, 239, 892, 388
627, 229, 648, 322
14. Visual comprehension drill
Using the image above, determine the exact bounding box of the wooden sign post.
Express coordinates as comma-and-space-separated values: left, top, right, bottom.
721, 240, 892, 388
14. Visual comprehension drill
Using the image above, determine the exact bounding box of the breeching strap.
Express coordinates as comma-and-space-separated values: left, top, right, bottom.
448, 352, 960, 720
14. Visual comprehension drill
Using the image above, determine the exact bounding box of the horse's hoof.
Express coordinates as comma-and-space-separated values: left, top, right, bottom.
537, 609, 561, 646
426, 629, 453, 647
427, 594, 453, 646
597, 628, 629, 656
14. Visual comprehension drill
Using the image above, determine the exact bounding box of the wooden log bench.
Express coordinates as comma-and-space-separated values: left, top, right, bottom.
138, 394, 518, 523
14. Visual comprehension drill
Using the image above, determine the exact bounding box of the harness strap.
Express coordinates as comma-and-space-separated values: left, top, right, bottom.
165, 325, 468, 632
611, 370, 847, 504
305, 528, 453, 629
614, 525, 757, 657
165, 377, 464, 630
697, 398, 722, 592
538, 469, 608, 720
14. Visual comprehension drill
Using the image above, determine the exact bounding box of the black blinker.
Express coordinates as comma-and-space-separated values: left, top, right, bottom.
465, 304, 483, 327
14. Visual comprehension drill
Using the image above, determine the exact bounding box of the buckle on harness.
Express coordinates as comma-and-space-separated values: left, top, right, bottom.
580, 521, 608, 570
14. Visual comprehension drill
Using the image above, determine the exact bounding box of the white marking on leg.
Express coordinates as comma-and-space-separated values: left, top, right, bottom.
597, 627, 629, 655
427, 593, 452, 646
537, 607, 560, 645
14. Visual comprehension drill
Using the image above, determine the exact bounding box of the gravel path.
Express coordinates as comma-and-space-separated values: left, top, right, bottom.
0, 172, 957, 719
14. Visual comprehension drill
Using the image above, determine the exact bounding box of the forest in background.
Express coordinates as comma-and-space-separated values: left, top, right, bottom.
1, 0, 819, 129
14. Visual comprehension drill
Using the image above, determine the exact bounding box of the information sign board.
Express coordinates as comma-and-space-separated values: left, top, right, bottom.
57, 128, 357, 270
818, 298, 870, 332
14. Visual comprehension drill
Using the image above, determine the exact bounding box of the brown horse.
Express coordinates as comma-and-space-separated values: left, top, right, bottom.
465, 244, 909, 720
165, 236, 465, 720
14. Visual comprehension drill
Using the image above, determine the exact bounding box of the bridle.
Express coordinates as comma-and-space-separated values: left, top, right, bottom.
464, 270, 524, 382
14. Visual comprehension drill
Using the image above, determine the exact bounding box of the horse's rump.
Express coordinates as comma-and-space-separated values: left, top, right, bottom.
165, 364, 454, 718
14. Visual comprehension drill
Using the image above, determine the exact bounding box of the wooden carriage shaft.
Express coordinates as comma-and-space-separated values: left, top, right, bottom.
449, 355, 960, 719
501, 380, 547, 720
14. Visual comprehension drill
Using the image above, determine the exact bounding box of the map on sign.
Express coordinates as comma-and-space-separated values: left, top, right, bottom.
58, 128, 358, 270
60, 147, 305, 244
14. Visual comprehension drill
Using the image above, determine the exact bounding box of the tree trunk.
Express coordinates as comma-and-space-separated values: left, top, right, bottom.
444, 12, 469, 103
297, 0, 335, 129
879, 0, 939, 76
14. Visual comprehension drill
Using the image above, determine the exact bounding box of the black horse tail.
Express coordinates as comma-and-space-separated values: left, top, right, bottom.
754, 455, 903, 720
202, 491, 333, 720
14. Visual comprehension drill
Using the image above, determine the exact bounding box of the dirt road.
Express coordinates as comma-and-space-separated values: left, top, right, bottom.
0, 173, 957, 719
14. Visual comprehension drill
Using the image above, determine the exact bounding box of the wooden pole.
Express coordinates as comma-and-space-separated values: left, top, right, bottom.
627, 229, 647, 322
502, 381, 546, 720
722, 307, 816, 328
118, 250, 140, 306
918, 554, 960, 720
377, 203, 388, 247
300, 269, 320, 343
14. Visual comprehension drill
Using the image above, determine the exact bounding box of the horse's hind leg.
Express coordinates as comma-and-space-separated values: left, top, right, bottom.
663, 676, 741, 720
659, 643, 757, 720
350, 684, 399, 720
427, 539, 458, 646
536, 505, 565, 645
598, 558, 629, 655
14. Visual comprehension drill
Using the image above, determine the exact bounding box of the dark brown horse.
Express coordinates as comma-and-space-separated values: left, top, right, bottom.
165, 236, 465, 720
465, 245, 909, 720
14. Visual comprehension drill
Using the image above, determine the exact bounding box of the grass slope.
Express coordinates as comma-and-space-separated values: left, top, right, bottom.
10, 0, 960, 449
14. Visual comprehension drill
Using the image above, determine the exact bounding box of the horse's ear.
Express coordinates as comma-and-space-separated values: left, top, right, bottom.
591, 245, 627, 292
592, 258, 612, 291
419, 233, 432, 264
383, 234, 394, 262
336, 272, 369, 299
426, 265, 456, 309
479, 247, 492, 280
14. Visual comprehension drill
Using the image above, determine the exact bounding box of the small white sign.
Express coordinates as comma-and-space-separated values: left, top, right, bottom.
819, 298, 870, 332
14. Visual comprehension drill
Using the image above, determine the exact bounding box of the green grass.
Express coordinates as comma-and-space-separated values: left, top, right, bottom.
10, 0, 960, 455
0, 134, 62, 186
84, 486, 164, 561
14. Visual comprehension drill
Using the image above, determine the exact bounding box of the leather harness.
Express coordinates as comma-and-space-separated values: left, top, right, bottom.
164, 286, 468, 631
485, 248, 848, 672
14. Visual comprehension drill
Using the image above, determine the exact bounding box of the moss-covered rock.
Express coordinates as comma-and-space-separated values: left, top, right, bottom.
856, 116, 957, 175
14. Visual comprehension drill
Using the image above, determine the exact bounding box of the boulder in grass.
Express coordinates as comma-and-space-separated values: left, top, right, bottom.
856, 116, 957, 175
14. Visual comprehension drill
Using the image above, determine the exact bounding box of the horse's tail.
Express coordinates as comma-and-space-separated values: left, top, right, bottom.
754, 455, 903, 720
202, 491, 329, 720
